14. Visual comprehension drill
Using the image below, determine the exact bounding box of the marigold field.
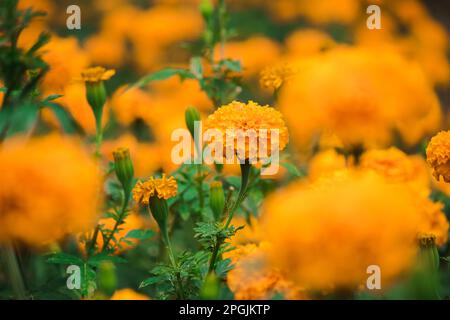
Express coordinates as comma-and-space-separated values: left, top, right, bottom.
0, 0, 450, 300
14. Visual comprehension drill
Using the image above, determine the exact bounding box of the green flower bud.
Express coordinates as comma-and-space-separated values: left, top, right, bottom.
97, 261, 117, 296
148, 195, 169, 236
86, 81, 107, 125
199, 0, 214, 20
418, 234, 440, 272
210, 181, 225, 221
113, 148, 134, 195
185, 106, 201, 139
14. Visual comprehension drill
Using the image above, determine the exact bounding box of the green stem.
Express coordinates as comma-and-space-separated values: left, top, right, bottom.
161, 225, 185, 300
94, 111, 104, 158
197, 165, 205, 212
224, 161, 251, 228
208, 161, 252, 275
102, 193, 130, 252
87, 224, 100, 257
1, 242, 27, 300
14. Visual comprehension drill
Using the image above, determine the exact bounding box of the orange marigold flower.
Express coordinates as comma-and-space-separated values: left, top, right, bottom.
261, 169, 422, 291
133, 174, 178, 205
259, 62, 297, 91
78, 66, 116, 83
224, 243, 305, 300
203, 101, 289, 160
426, 131, 450, 183
419, 199, 449, 247
361, 147, 430, 197
0, 135, 101, 245
110, 288, 150, 300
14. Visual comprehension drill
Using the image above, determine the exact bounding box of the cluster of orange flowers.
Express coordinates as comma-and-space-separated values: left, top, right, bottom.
1, 0, 448, 300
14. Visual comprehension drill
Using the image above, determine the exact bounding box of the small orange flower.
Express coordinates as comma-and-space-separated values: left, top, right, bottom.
260, 62, 297, 91
132, 174, 178, 205
426, 130, 450, 183
78, 66, 116, 83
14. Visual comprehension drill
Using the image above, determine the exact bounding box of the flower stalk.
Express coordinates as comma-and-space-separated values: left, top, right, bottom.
0, 242, 27, 300
208, 161, 252, 275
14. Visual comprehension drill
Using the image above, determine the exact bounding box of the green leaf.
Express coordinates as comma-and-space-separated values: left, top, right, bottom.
140, 275, 168, 288
125, 229, 155, 240
87, 253, 127, 267
42, 94, 63, 103
46, 253, 84, 265
220, 59, 242, 72
190, 57, 203, 79
130, 68, 195, 89
42, 102, 81, 134
0, 87, 6, 93
281, 162, 303, 177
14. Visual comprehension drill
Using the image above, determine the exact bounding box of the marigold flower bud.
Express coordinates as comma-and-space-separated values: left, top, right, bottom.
200, 0, 214, 19
77, 67, 115, 133
86, 81, 107, 121
148, 195, 169, 236
210, 181, 225, 221
185, 106, 201, 139
418, 234, 440, 272
113, 148, 134, 195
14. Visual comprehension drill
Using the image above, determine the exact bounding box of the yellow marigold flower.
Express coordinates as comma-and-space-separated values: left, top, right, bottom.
224, 243, 305, 300
308, 149, 347, 181
419, 199, 449, 247
261, 169, 422, 291
133, 174, 178, 205
259, 63, 297, 91
278, 47, 441, 150
78, 66, 116, 83
361, 147, 430, 197
0, 135, 101, 245
203, 101, 289, 160
426, 131, 450, 183
110, 288, 150, 300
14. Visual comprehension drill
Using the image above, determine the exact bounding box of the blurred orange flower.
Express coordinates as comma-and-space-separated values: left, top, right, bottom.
0, 135, 101, 245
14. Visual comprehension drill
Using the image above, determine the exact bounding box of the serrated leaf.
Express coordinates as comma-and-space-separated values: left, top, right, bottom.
46, 253, 84, 265
125, 229, 155, 240
87, 253, 127, 267
140, 275, 168, 288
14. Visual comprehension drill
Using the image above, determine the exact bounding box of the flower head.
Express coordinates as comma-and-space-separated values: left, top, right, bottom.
132, 174, 178, 205
224, 243, 305, 300
0, 135, 101, 245
203, 101, 289, 160
361, 147, 430, 197
259, 62, 297, 91
426, 130, 450, 182
261, 169, 422, 291
78, 66, 116, 83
